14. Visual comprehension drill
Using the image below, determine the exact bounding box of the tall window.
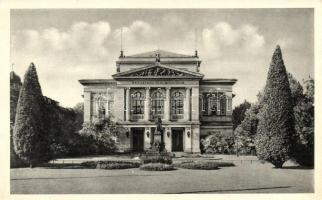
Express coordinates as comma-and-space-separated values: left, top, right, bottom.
131, 91, 144, 115
219, 95, 226, 115
151, 91, 164, 119
92, 93, 107, 119
171, 91, 184, 115
204, 92, 227, 116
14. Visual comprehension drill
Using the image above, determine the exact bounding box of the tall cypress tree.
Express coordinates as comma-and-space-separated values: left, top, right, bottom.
13, 63, 50, 167
255, 45, 295, 168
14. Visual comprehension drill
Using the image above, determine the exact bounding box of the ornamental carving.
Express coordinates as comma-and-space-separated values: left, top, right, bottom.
128, 66, 189, 77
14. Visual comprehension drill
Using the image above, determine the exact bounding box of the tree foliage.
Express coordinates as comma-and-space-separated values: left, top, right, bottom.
13, 63, 51, 167
293, 78, 314, 166
10, 71, 26, 167
201, 132, 235, 154
232, 100, 251, 130
255, 46, 295, 168
79, 117, 126, 154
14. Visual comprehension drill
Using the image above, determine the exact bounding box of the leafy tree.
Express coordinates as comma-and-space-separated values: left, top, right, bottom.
232, 100, 251, 130
73, 102, 84, 132
13, 63, 51, 167
293, 77, 314, 166
201, 132, 235, 154
234, 103, 261, 154
255, 45, 295, 168
10, 71, 26, 167
79, 117, 126, 154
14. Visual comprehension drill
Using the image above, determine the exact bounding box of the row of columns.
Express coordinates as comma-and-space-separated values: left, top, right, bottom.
124, 87, 192, 121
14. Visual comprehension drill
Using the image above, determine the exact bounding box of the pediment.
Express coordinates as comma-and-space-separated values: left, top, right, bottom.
113, 64, 203, 79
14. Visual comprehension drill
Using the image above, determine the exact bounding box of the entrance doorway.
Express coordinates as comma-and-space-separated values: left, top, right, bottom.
132, 128, 144, 152
172, 128, 184, 152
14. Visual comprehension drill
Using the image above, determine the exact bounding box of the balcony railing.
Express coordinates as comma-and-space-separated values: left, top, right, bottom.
150, 114, 164, 121
131, 114, 144, 121
170, 114, 184, 121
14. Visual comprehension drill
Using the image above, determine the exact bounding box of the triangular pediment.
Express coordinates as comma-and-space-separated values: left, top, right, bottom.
112, 64, 204, 79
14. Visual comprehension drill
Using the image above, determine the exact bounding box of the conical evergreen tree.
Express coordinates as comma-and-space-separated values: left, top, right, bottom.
255, 45, 295, 168
13, 63, 51, 167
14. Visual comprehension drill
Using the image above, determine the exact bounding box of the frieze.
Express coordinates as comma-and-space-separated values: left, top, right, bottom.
127, 66, 190, 77
118, 80, 199, 85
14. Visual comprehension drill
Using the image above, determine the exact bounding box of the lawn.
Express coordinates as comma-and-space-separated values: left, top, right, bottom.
10, 160, 313, 194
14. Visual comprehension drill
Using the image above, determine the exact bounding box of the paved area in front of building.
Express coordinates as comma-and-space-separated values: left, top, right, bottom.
11, 161, 313, 194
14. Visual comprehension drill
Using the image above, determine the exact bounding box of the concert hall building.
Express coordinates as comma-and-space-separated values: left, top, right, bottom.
79, 50, 237, 153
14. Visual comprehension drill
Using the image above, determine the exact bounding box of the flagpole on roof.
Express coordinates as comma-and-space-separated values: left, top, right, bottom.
194, 28, 198, 57
120, 27, 124, 57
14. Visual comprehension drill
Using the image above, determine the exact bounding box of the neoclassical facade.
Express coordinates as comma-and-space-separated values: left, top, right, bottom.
79, 50, 237, 153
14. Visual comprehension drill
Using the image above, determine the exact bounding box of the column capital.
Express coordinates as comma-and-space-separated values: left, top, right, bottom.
185, 87, 192, 90
165, 87, 171, 90
145, 87, 150, 90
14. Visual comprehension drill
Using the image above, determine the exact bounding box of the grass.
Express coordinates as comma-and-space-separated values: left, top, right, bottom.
11, 162, 314, 194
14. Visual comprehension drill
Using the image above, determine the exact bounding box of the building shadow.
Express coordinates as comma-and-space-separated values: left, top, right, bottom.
281, 166, 314, 170
167, 186, 292, 194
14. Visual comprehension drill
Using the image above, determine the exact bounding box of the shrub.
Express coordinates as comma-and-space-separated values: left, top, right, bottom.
80, 160, 140, 169
216, 161, 235, 167
255, 45, 295, 168
175, 161, 219, 170
79, 118, 122, 154
97, 161, 140, 169
80, 161, 97, 169
13, 63, 51, 167
201, 133, 235, 154
140, 163, 175, 171
141, 154, 172, 164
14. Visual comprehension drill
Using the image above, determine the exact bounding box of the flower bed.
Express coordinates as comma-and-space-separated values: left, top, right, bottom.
80, 160, 140, 169
140, 163, 176, 171
140, 153, 173, 164
174, 161, 219, 170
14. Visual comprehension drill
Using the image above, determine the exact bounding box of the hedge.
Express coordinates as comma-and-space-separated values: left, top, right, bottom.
140, 163, 175, 171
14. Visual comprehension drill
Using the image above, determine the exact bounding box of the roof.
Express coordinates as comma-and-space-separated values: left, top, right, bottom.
201, 79, 238, 85
79, 79, 116, 85
125, 49, 195, 58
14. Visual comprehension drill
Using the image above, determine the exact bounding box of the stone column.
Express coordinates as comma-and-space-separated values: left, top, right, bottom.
125, 87, 131, 121
164, 87, 171, 121
184, 87, 191, 121
105, 88, 110, 118
164, 127, 171, 151
226, 91, 233, 115
191, 125, 201, 153
191, 87, 200, 121
184, 126, 192, 152
144, 127, 151, 150
114, 88, 125, 121
144, 87, 150, 121
84, 91, 91, 122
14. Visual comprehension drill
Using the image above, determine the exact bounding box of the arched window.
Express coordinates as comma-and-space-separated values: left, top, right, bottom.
131, 91, 145, 115
151, 91, 164, 120
171, 91, 184, 120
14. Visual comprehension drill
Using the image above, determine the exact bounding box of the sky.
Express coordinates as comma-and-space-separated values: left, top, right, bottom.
10, 9, 314, 108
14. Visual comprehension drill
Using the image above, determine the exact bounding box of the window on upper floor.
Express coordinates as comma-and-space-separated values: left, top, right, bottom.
171, 91, 184, 115
131, 91, 145, 115
202, 92, 227, 116
151, 90, 164, 120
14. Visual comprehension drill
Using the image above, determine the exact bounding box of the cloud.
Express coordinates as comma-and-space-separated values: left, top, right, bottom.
113, 20, 158, 54
11, 19, 269, 107
201, 22, 265, 57
13, 21, 111, 64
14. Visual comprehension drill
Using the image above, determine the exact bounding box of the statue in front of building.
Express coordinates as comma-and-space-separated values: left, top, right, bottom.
150, 116, 165, 152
